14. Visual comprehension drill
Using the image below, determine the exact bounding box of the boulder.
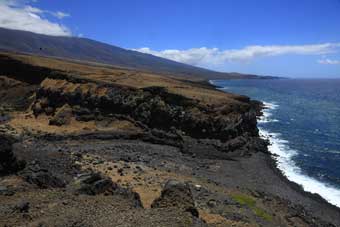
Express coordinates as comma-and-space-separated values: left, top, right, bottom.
69, 172, 143, 208
151, 180, 198, 217
20, 161, 65, 188
0, 134, 25, 175
69, 172, 106, 195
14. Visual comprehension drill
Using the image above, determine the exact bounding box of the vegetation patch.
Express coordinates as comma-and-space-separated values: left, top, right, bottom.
231, 193, 273, 221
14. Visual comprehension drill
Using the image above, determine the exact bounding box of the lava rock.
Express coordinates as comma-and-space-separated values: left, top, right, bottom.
44, 106, 55, 116
32, 102, 43, 117
20, 161, 65, 188
151, 179, 199, 217
72, 106, 91, 116
0, 134, 26, 175
0, 185, 15, 196
35, 78, 260, 142
69, 172, 113, 195
75, 114, 95, 122
227, 136, 247, 151
49, 104, 73, 126
69, 172, 143, 208
14, 201, 30, 213
207, 199, 217, 208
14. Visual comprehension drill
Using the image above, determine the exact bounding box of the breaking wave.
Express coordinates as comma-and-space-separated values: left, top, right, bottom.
259, 102, 340, 208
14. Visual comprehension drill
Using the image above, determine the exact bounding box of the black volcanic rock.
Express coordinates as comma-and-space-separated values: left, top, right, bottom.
20, 161, 66, 188
34, 78, 259, 142
151, 180, 199, 217
69, 172, 112, 195
49, 104, 73, 126
0, 135, 25, 175
69, 172, 143, 208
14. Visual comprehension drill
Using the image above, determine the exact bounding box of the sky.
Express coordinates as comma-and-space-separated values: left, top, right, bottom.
1, 0, 340, 78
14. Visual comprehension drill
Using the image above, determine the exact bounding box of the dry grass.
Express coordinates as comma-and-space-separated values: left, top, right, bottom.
199, 210, 257, 227
78, 154, 267, 226
2, 51, 244, 106
9, 112, 141, 135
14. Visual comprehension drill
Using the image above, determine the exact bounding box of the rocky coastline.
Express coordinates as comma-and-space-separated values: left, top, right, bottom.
209, 80, 340, 210
0, 52, 340, 226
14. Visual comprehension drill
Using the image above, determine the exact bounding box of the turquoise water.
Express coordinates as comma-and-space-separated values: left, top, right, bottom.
211, 79, 340, 207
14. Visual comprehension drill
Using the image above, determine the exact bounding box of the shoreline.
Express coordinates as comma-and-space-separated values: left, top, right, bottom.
264, 147, 340, 211
209, 79, 340, 222
259, 101, 340, 209
258, 101, 340, 208
259, 126, 340, 208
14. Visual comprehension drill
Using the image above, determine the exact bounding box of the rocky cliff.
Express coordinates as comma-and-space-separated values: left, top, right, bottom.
30, 77, 265, 156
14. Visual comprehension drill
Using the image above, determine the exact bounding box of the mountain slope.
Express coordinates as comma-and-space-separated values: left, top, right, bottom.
0, 27, 270, 80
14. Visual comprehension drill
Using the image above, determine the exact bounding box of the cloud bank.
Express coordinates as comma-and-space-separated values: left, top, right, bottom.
134, 43, 340, 66
318, 58, 340, 65
0, 0, 71, 36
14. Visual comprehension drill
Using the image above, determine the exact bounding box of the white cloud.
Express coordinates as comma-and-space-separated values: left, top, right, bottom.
134, 43, 340, 66
52, 11, 70, 19
0, 0, 71, 36
24, 5, 70, 19
24, 5, 42, 14
318, 58, 340, 65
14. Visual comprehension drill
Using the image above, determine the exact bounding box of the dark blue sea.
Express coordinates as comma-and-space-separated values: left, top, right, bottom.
211, 79, 340, 207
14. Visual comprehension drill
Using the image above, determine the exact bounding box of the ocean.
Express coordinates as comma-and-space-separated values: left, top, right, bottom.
211, 79, 340, 207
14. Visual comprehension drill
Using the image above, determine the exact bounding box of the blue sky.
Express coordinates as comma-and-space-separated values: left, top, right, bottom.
1, 0, 340, 77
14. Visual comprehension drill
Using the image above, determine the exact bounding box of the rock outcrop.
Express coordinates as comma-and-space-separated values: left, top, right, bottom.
0, 76, 37, 111
32, 78, 259, 143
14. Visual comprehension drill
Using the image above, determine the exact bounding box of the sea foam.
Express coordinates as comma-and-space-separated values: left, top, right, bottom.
259, 102, 340, 208
257, 102, 279, 123
212, 81, 340, 207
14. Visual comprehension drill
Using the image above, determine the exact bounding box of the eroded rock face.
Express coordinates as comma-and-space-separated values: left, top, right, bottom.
151, 180, 198, 217
0, 76, 37, 111
33, 78, 259, 142
0, 135, 25, 175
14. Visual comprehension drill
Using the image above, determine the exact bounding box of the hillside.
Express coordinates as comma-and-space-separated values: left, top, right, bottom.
0, 50, 339, 227
0, 27, 272, 80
